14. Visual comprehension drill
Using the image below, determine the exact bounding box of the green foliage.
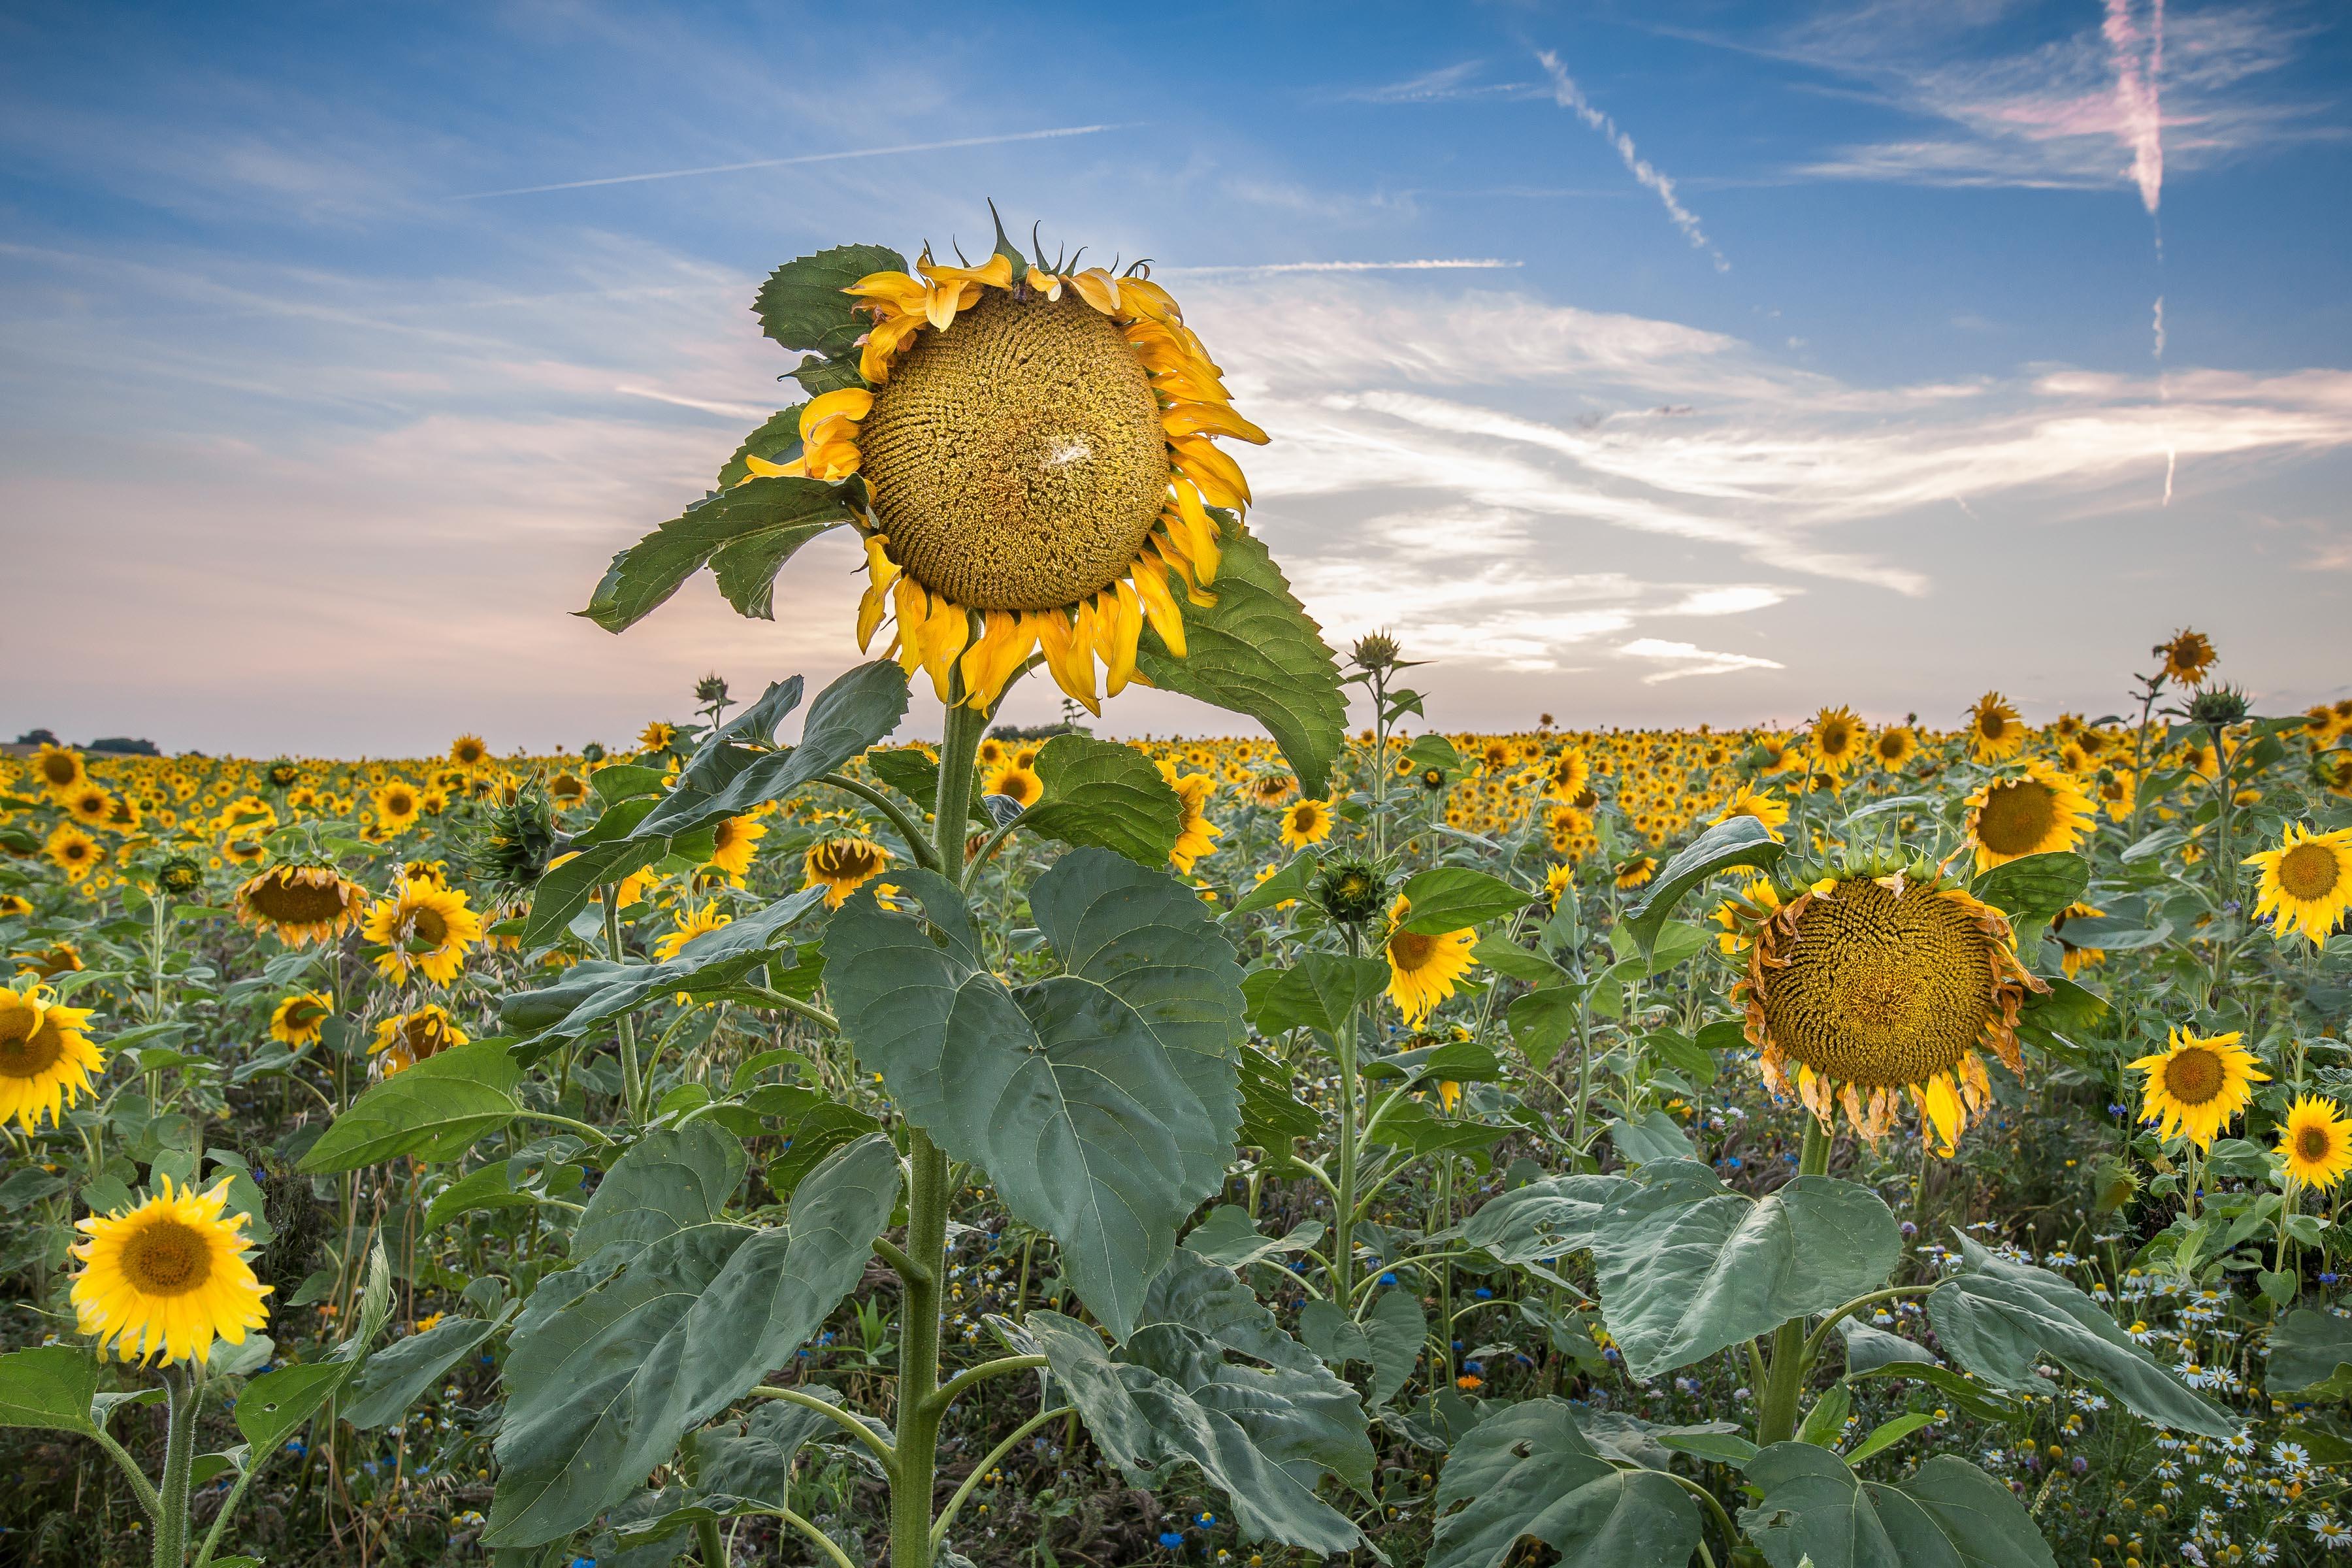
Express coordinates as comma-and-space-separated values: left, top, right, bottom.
1428, 1399, 1701, 1568
0, 1347, 102, 1435
1620, 814, 1788, 958
1011, 733, 1184, 866
579, 475, 859, 633
1397, 866, 1533, 934
752, 243, 905, 357
1739, 1446, 2059, 1568
299, 1039, 523, 1172
2269, 1308, 2352, 1397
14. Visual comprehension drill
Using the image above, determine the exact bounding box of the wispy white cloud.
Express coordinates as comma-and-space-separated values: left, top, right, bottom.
1535, 51, 1729, 272
1618, 639, 1786, 682
1158, 259, 1522, 277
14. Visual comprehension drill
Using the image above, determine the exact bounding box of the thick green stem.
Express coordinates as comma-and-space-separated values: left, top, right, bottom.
606, 900, 645, 1123
1754, 1118, 1832, 1447
154, 1364, 200, 1568
1332, 933, 1364, 1307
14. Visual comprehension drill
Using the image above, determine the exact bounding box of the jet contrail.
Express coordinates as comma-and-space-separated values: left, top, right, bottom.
451, 124, 1128, 200
1536, 51, 1727, 272
2104, 0, 2172, 501
1160, 259, 1523, 276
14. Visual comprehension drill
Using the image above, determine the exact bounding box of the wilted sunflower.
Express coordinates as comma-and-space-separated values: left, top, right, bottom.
233, 863, 367, 947
981, 759, 1043, 809
1279, 796, 1334, 850
1733, 865, 2047, 1154
448, 733, 490, 770
1870, 726, 1918, 771
0, 987, 103, 1132
1966, 692, 2024, 762
269, 991, 333, 1048
31, 743, 86, 796
44, 823, 100, 881
1383, 895, 1477, 1026
1712, 781, 1789, 834
2244, 823, 2352, 948
71, 1177, 271, 1366
804, 836, 891, 909
2128, 1028, 2268, 1149
1965, 759, 2095, 874
2278, 1094, 2352, 1190
1161, 762, 1222, 873
2155, 627, 2217, 685
1809, 706, 1865, 775
762, 231, 1265, 714
370, 1005, 468, 1073
372, 779, 422, 834
362, 879, 483, 985
707, 814, 768, 880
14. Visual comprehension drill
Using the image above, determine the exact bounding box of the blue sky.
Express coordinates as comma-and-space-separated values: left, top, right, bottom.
4, 0, 2347, 754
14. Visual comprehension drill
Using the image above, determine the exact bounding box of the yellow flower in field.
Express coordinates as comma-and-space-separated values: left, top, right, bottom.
1965, 759, 2095, 874
15, 942, 82, 980
1250, 773, 1297, 808
1870, 727, 1917, 771
2095, 767, 2136, 823
1384, 895, 1477, 1026
2155, 627, 2217, 685
2128, 1028, 2268, 1149
370, 1005, 466, 1073
774, 238, 1264, 715
1162, 763, 1222, 873
1712, 781, 1789, 834
1278, 797, 1333, 850
2278, 1095, 2352, 1190
363, 880, 482, 985
448, 734, 490, 770
44, 823, 101, 882
2244, 823, 2352, 948
31, 742, 86, 797
548, 770, 591, 813
233, 863, 368, 947
706, 814, 767, 880
0, 986, 103, 1132
804, 837, 890, 909
981, 760, 1043, 809
638, 720, 678, 753
653, 902, 732, 961
1614, 855, 1657, 890
1543, 748, 1592, 802
1737, 870, 2046, 1154
1712, 877, 1780, 955
1809, 706, 1865, 775
269, 990, 333, 1048
71, 1177, 271, 1367
65, 783, 114, 828
372, 779, 423, 834
1967, 692, 2024, 762
0, 894, 31, 917
1543, 862, 1575, 907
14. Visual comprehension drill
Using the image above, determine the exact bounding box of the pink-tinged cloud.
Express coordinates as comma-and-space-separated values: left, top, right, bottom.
2103, 0, 2166, 215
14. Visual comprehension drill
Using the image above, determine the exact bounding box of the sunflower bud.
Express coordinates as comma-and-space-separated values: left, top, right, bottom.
2183, 685, 2251, 728
469, 783, 561, 902
581, 741, 607, 764
265, 759, 301, 789
154, 855, 205, 898
1314, 860, 1387, 926
1350, 631, 1403, 675
695, 673, 731, 707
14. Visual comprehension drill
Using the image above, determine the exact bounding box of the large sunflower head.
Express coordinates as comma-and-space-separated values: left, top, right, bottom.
706, 813, 767, 881
0, 985, 104, 1132
370, 1004, 468, 1074
1965, 759, 2095, 874
2278, 1094, 2352, 1190
2155, 627, 2217, 686
1809, 705, 1864, 774
362, 879, 483, 986
1734, 858, 2048, 1155
1383, 894, 1478, 1026
233, 862, 368, 947
2244, 823, 2352, 949
1870, 726, 1918, 771
269, 990, 334, 1049
761, 224, 1266, 715
1279, 796, 1334, 851
448, 733, 490, 770
1160, 760, 1222, 873
44, 823, 101, 882
2127, 1028, 2268, 1149
71, 1176, 272, 1366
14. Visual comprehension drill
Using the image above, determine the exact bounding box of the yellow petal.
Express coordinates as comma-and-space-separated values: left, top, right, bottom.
1037, 608, 1102, 716
1131, 557, 1187, 659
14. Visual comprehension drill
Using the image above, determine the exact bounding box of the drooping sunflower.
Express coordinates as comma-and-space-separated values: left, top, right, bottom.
1384, 895, 1478, 1026
448, 734, 490, 770
1967, 692, 2024, 762
804, 837, 891, 909
71, 1177, 271, 1366
1809, 706, 1865, 775
2128, 1028, 2268, 1149
362, 879, 483, 985
1279, 796, 1334, 851
707, 814, 768, 881
372, 779, 423, 834
653, 902, 732, 961
1733, 864, 2048, 1154
1250, 773, 1297, 808
1870, 726, 1918, 771
2244, 823, 2352, 948
2278, 1094, 2352, 1190
2155, 627, 2217, 686
1162, 762, 1222, 873
981, 760, 1043, 809
370, 1005, 468, 1074
44, 823, 100, 881
1614, 855, 1657, 890
31, 743, 86, 796
1964, 759, 2095, 874
0, 987, 104, 1132
1712, 781, 1789, 834
233, 863, 368, 947
15, 942, 82, 980
269, 991, 334, 1049
757, 234, 1266, 715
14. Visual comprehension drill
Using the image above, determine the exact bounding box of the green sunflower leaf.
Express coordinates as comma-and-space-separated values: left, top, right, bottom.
1398, 866, 1535, 934
300, 1038, 523, 1173
1428, 1398, 1702, 1568
2269, 1308, 2352, 1397
1620, 815, 1787, 960
713, 407, 805, 490
752, 243, 905, 357
580, 474, 858, 633
1739, 1446, 2057, 1568
1013, 734, 1184, 868
0, 1347, 103, 1436
1135, 513, 1346, 799
1242, 952, 1390, 1040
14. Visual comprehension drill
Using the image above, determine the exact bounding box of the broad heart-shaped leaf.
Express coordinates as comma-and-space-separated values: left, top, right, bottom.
1134, 512, 1346, 799
1141, 1249, 1326, 1376
1428, 1399, 1701, 1568
1363, 1284, 1426, 1409
1739, 1446, 2058, 1568
300, 1039, 521, 1173
1607, 1111, 1697, 1167
520, 834, 670, 947
632, 660, 911, 841
1969, 851, 2090, 927
485, 1133, 900, 1548
752, 243, 905, 357
1013, 734, 1184, 867
1397, 867, 1534, 934
1927, 1233, 2235, 1435
1620, 815, 1786, 959
1460, 1173, 1631, 1266
2269, 1308, 2352, 1397
1024, 1311, 1367, 1556
0, 1346, 101, 1435
1126, 1321, 1375, 1497
344, 1310, 509, 1429
502, 885, 828, 1054
237, 1361, 354, 1452
1243, 952, 1390, 1039
579, 474, 858, 633
1181, 1206, 1324, 1271
569, 1123, 747, 1262
826, 849, 1243, 1340
1589, 1162, 1901, 1379
1237, 1043, 1319, 1156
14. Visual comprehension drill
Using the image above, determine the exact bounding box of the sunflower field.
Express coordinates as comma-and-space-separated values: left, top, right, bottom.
7, 229, 2352, 1568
